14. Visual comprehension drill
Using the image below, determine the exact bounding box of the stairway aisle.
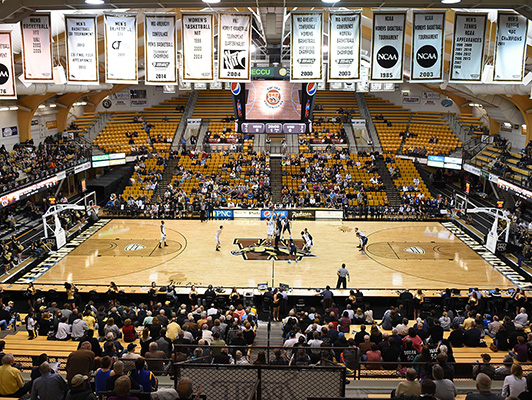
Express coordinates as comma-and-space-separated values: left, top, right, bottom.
270, 156, 282, 203
354, 93, 382, 151
375, 158, 401, 206
152, 158, 179, 200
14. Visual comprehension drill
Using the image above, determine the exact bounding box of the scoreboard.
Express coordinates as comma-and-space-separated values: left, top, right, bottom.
241, 122, 307, 134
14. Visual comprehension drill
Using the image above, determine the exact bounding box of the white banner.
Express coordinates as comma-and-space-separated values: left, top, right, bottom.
145, 14, 177, 85
371, 12, 406, 82
218, 13, 252, 82
290, 11, 324, 82
65, 15, 99, 84
0, 32, 16, 100
450, 13, 487, 83
410, 12, 445, 82
21, 13, 53, 82
104, 13, 138, 84
181, 13, 214, 82
328, 12, 361, 81
494, 12, 528, 82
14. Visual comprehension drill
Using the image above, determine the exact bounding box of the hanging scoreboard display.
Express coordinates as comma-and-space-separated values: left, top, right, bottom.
370, 12, 406, 82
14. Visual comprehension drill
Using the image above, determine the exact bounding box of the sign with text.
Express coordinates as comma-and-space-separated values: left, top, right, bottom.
65, 15, 99, 84
181, 13, 214, 82
450, 13, 487, 83
145, 14, 177, 85
290, 11, 324, 81
410, 11, 445, 82
213, 210, 234, 219
494, 12, 528, 82
0, 32, 16, 99
371, 12, 406, 82
218, 13, 252, 82
21, 13, 53, 82
104, 13, 138, 84
2, 126, 17, 137
328, 12, 361, 82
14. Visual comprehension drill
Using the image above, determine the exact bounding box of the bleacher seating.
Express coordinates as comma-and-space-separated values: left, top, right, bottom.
389, 157, 432, 199
471, 145, 531, 183
120, 157, 164, 200
457, 114, 488, 137
70, 112, 99, 133
405, 121, 461, 156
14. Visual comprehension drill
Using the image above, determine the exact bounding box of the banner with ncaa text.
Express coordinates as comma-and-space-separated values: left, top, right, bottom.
328, 12, 360, 82
65, 15, 99, 84
291, 12, 323, 82
0, 32, 16, 99
450, 13, 487, 83
371, 12, 406, 82
145, 14, 177, 85
181, 13, 214, 82
218, 13, 251, 82
410, 12, 445, 82
104, 13, 138, 84
494, 12, 528, 82
21, 13, 53, 82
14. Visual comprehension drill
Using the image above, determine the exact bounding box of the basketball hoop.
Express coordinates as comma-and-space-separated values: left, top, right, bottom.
89, 205, 101, 216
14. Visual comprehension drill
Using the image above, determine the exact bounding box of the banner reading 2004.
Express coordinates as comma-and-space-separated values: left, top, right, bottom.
21, 13, 53, 82
371, 12, 406, 82
104, 13, 138, 84
65, 15, 99, 84
181, 13, 214, 82
291, 11, 323, 81
328, 12, 360, 81
218, 13, 251, 82
145, 14, 177, 85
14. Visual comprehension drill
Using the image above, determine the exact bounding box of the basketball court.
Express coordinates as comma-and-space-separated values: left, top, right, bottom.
34, 219, 515, 290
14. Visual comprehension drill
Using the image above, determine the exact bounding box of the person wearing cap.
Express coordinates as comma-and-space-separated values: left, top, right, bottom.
473, 354, 496, 380
0, 353, 31, 397
30, 361, 67, 400
122, 343, 141, 373
65, 374, 97, 400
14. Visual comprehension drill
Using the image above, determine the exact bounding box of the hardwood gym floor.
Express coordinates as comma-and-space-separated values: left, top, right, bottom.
35, 219, 514, 290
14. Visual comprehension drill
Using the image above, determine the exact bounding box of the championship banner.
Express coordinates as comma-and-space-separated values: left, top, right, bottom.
370, 12, 406, 82
0, 32, 16, 100
65, 15, 99, 84
328, 12, 361, 82
181, 13, 214, 82
450, 13, 487, 83
104, 13, 138, 84
218, 13, 252, 82
494, 12, 528, 82
410, 11, 445, 82
145, 13, 177, 85
290, 11, 324, 82
21, 13, 53, 82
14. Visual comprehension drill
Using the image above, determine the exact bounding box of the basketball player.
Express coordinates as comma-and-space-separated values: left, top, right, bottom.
266, 214, 275, 245
288, 238, 298, 264
159, 221, 168, 248
281, 216, 292, 240
354, 227, 365, 248
356, 231, 368, 255
301, 230, 312, 254
274, 216, 283, 250
215, 225, 223, 251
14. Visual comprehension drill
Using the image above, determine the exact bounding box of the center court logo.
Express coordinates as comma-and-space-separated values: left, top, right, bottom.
231, 238, 314, 261
376, 45, 399, 69
403, 246, 425, 255
416, 45, 438, 68
264, 86, 283, 109
125, 243, 146, 251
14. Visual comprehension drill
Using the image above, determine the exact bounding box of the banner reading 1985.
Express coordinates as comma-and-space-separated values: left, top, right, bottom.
0, 31, 16, 99
494, 12, 528, 82
291, 11, 323, 82
450, 13, 487, 83
218, 13, 252, 82
104, 13, 138, 84
410, 11, 445, 82
181, 13, 214, 82
144, 14, 177, 85
328, 12, 361, 82
21, 13, 53, 82
371, 12, 406, 82
65, 15, 99, 84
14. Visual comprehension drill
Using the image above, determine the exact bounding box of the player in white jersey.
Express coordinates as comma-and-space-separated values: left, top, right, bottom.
215, 225, 223, 251
301, 230, 312, 254
159, 221, 168, 248
266, 214, 275, 245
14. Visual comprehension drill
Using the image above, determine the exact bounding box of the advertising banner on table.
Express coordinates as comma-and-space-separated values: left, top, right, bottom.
21, 13, 53, 82
218, 13, 252, 82
371, 12, 406, 82
450, 13, 487, 83
144, 14, 177, 85
181, 13, 214, 82
328, 12, 361, 82
0, 32, 16, 99
212, 210, 234, 220
104, 13, 138, 84
260, 209, 288, 220
494, 12, 528, 82
290, 11, 324, 82
410, 11, 445, 82
65, 15, 99, 84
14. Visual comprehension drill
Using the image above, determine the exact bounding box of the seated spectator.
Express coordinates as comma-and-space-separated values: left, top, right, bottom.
129, 358, 158, 393
0, 353, 31, 397
30, 361, 67, 400
94, 356, 113, 395
395, 368, 421, 397
473, 354, 495, 380
107, 361, 139, 393
494, 355, 513, 380
65, 374, 97, 400
176, 377, 201, 400
108, 375, 139, 400
502, 364, 526, 398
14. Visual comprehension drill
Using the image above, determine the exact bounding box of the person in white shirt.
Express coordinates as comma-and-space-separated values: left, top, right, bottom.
433, 365, 457, 400
343, 304, 355, 320
514, 308, 528, 326
266, 215, 275, 245
55, 317, 71, 341
215, 226, 223, 251
501, 364, 526, 398
159, 221, 167, 248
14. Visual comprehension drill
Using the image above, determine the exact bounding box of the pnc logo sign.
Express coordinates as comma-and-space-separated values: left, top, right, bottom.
376, 45, 399, 69
416, 45, 438, 68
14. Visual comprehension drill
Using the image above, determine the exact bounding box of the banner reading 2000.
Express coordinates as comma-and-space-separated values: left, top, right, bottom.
104, 13, 138, 84
145, 14, 177, 85
65, 15, 99, 84
291, 11, 323, 82
328, 12, 361, 81
371, 12, 406, 82
21, 13, 53, 82
182, 13, 214, 82
218, 13, 251, 82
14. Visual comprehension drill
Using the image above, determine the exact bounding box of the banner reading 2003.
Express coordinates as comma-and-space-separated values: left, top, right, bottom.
181, 13, 214, 82
145, 14, 177, 85
291, 11, 323, 82
21, 13, 53, 82
371, 12, 406, 82
65, 15, 99, 84
218, 13, 251, 82
328, 12, 361, 81
410, 11, 445, 82
104, 13, 138, 84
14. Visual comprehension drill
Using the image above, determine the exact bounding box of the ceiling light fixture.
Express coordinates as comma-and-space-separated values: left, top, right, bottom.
441, 0, 461, 4
322, 0, 340, 3
202, 0, 221, 3
85, 0, 105, 4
